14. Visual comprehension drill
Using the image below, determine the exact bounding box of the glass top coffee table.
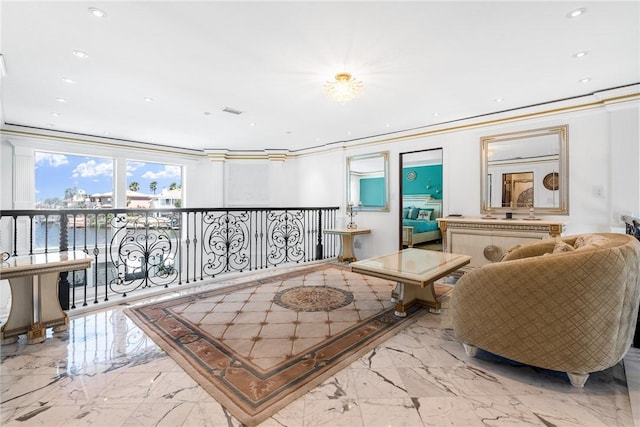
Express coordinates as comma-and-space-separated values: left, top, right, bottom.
350, 248, 471, 316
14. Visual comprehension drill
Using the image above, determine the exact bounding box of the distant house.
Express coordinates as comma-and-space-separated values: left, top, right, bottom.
152, 188, 182, 209
89, 191, 153, 209
88, 192, 113, 208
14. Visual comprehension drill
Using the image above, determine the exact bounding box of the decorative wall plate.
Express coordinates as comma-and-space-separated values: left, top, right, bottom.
543, 172, 559, 191
406, 171, 417, 181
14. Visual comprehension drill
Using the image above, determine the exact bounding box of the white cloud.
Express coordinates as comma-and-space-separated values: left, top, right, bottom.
142, 165, 181, 180
127, 161, 146, 172
72, 160, 113, 178
35, 152, 68, 167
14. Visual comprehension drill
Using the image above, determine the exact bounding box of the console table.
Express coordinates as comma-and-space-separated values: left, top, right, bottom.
324, 228, 371, 262
437, 217, 565, 269
0, 251, 92, 344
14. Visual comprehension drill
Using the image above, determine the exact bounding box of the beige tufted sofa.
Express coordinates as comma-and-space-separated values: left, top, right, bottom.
450, 233, 640, 387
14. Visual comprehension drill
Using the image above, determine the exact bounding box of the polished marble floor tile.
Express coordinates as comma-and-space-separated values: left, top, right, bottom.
1, 266, 638, 427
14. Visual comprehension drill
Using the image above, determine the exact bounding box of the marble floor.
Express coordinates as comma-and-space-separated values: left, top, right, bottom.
1, 266, 638, 427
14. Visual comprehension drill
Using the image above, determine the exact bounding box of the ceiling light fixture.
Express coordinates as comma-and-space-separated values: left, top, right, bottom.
144, 97, 154, 102
88, 7, 107, 18
222, 107, 243, 115
72, 50, 89, 59
51, 112, 60, 116
579, 77, 592, 83
573, 51, 588, 58
324, 72, 363, 103
567, 8, 586, 18
56, 98, 68, 103
61, 77, 75, 84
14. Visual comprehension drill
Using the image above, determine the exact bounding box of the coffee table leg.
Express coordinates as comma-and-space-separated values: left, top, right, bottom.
390, 283, 400, 303
394, 282, 407, 317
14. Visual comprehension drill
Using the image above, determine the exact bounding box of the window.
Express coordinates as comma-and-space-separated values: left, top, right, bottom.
126, 161, 183, 208
35, 152, 114, 209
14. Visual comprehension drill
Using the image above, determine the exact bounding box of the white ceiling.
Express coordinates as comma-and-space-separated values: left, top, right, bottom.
1, 1, 638, 153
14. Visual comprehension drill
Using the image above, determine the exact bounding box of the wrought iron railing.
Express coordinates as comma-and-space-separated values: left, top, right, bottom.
0, 207, 338, 311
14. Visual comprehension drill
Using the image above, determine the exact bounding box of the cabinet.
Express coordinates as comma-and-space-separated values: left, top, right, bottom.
436, 217, 565, 269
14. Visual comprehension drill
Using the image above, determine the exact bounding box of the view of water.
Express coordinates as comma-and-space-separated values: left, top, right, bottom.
34, 222, 113, 250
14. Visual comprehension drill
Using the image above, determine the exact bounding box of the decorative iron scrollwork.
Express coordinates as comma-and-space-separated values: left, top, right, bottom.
202, 211, 250, 276
108, 213, 179, 295
267, 210, 305, 266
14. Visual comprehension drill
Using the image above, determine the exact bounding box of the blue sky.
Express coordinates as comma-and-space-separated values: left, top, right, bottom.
35, 152, 182, 201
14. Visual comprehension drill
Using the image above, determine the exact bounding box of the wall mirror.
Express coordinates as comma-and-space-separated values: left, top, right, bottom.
346, 151, 389, 211
481, 125, 568, 215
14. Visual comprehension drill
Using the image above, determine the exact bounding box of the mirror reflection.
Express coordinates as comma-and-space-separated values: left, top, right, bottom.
346, 152, 389, 211
481, 125, 568, 215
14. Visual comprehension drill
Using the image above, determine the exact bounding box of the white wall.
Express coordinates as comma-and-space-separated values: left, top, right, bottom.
282, 97, 639, 258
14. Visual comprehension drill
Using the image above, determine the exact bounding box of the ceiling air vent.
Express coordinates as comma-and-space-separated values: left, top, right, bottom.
222, 107, 243, 115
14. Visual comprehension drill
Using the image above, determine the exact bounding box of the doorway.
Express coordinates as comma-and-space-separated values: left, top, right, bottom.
399, 148, 444, 250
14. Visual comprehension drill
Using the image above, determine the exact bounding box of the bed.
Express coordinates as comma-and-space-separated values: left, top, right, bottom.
402, 196, 442, 248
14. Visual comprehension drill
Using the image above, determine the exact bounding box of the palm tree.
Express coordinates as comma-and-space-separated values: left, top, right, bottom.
129, 182, 139, 192
169, 182, 179, 191
64, 187, 77, 200
150, 181, 157, 194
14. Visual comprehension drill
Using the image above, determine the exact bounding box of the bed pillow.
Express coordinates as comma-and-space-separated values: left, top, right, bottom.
403, 207, 410, 219
417, 209, 432, 220
407, 207, 420, 220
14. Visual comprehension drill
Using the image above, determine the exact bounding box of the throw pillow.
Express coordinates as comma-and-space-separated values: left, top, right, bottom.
553, 240, 575, 254
574, 234, 610, 250
408, 207, 420, 220
417, 209, 432, 220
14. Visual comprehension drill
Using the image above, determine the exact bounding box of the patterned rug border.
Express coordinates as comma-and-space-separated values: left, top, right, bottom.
124, 264, 422, 426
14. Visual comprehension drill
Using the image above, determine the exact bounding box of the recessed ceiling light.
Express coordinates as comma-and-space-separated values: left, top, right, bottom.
573, 51, 588, 58
51, 112, 60, 117
72, 50, 89, 59
61, 77, 76, 84
144, 97, 154, 102
56, 98, 68, 103
579, 77, 592, 83
385, 123, 390, 128
567, 8, 586, 18
250, 122, 255, 127
88, 7, 107, 18
103, 132, 110, 136
0, 54, 7, 76
494, 98, 504, 103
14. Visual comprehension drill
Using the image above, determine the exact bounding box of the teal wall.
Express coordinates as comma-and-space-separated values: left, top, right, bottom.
360, 177, 385, 206
402, 165, 442, 198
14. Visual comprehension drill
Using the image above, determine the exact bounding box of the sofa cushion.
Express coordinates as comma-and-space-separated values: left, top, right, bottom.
574, 234, 611, 251
553, 240, 575, 253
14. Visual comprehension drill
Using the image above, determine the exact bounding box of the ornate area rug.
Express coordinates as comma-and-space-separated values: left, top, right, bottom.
125, 264, 422, 426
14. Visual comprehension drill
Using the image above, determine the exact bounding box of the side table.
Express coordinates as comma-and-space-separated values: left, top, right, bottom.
324, 228, 371, 262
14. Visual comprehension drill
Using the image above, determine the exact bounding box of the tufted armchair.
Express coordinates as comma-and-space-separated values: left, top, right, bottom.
450, 233, 640, 387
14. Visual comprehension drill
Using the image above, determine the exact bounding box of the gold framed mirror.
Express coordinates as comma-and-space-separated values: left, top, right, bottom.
481, 125, 568, 215
346, 152, 389, 212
